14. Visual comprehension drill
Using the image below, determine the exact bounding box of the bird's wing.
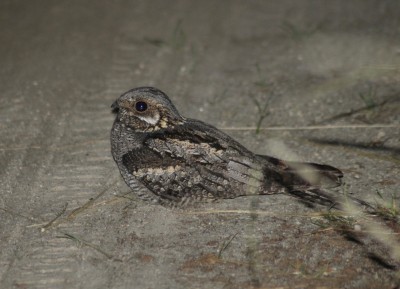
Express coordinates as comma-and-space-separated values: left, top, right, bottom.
121, 120, 268, 205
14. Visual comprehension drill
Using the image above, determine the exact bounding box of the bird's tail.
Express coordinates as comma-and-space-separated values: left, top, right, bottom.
282, 160, 343, 190
259, 155, 344, 206
258, 155, 376, 211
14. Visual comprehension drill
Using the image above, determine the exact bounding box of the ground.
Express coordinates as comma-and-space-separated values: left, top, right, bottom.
1, 1, 400, 288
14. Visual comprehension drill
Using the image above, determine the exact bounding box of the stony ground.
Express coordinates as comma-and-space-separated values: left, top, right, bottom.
1, 1, 400, 288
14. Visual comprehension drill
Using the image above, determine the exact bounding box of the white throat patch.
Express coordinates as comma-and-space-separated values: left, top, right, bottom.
138, 113, 160, 125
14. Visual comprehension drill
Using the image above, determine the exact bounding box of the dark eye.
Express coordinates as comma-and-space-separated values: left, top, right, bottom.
135, 101, 148, 112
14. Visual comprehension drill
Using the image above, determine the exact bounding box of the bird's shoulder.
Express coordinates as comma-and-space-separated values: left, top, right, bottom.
149, 118, 252, 155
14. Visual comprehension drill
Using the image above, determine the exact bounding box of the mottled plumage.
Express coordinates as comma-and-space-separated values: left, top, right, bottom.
110, 87, 343, 207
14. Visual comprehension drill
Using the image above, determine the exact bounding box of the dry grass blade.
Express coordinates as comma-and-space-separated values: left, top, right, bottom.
218, 232, 239, 258
58, 233, 122, 261
41, 203, 68, 230
221, 124, 399, 131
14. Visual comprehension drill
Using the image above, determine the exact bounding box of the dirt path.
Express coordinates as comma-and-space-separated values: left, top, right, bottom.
1, 1, 400, 288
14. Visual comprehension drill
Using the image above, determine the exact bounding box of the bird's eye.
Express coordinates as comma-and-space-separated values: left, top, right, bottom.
135, 101, 148, 112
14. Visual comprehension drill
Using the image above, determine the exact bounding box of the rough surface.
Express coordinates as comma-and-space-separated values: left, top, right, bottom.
1, 1, 400, 288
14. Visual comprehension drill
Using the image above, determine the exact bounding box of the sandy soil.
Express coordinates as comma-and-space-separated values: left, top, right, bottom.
1, 1, 400, 288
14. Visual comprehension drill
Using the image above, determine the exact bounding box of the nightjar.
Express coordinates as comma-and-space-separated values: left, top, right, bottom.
110, 87, 343, 207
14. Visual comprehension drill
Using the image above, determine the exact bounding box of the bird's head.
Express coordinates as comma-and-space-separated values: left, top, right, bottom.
111, 87, 184, 132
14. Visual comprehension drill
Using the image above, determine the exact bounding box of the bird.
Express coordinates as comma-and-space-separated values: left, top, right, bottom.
110, 87, 344, 207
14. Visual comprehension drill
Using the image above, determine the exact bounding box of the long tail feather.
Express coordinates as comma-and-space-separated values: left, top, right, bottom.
258, 154, 343, 189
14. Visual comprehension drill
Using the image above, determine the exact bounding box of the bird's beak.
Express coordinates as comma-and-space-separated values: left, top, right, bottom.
111, 100, 119, 114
